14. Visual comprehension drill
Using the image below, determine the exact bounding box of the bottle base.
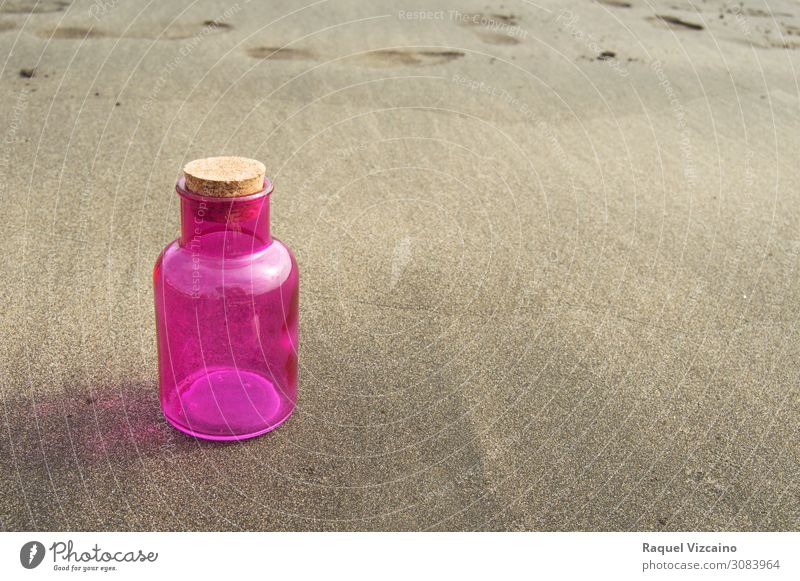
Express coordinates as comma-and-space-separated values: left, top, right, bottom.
161, 367, 295, 441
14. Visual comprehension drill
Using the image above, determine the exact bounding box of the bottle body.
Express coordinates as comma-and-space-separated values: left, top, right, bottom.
153, 178, 298, 440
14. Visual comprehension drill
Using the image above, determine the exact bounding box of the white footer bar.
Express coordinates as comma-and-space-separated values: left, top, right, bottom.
2, 532, 797, 580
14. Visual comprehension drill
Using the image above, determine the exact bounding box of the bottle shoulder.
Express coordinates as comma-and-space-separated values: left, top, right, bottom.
154, 237, 298, 297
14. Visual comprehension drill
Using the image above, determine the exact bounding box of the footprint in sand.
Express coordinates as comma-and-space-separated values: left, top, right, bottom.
246, 46, 316, 61
456, 12, 524, 45
38, 26, 108, 39
37, 20, 233, 40
246, 46, 464, 67
1, 0, 69, 14
595, 0, 632, 7
646, 15, 704, 31
359, 49, 464, 67
729, 33, 800, 51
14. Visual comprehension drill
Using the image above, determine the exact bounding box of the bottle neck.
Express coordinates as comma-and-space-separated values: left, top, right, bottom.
177, 177, 271, 256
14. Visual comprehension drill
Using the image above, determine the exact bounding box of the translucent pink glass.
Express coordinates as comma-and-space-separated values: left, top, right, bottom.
153, 176, 298, 440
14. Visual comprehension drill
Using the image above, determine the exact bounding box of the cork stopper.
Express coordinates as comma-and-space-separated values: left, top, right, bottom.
183, 156, 267, 197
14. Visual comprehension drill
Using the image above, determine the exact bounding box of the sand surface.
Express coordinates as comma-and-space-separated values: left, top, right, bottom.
1, 0, 799, 531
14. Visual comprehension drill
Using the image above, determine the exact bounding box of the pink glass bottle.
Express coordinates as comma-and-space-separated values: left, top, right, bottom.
153, 158, 298, 440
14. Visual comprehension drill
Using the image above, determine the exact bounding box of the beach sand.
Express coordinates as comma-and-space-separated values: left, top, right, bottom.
0, 0, 798, 530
